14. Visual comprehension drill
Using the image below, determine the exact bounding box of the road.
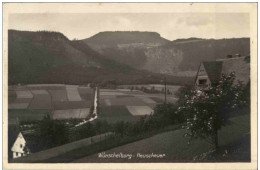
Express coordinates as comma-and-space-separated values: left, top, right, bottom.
75, 87, 98, 127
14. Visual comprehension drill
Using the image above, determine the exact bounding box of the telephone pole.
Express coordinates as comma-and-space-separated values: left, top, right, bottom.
164, 77, 167, 103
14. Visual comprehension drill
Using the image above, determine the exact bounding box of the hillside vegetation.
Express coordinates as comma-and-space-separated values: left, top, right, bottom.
8, 30, 193, 85
84, 32, 250, 76
84, 31, 169, 47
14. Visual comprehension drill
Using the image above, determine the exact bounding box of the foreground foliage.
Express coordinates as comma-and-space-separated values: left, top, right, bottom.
176, 73, 249, 151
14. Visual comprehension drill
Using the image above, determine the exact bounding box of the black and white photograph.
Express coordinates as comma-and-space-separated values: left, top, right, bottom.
3, 2, 258, 170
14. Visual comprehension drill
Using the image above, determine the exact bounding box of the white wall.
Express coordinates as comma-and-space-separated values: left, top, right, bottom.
11, 132, 28, 159
195, 63, 211, 89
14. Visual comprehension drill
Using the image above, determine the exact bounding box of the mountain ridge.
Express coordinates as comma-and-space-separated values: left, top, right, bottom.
84, 31, 170, 46
8, 30, 194, 85
83, 32, 250, 76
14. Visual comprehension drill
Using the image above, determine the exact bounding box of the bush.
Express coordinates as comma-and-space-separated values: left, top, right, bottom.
176, 73, 249, 151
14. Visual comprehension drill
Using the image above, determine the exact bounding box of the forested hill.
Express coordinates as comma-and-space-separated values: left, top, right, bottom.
83, 32, 250, 77
8, 30, 193, 85
84, 31, 170, 47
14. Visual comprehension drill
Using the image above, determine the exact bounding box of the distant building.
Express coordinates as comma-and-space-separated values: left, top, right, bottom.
194, 55, 250, 90
11, 131, 36, 159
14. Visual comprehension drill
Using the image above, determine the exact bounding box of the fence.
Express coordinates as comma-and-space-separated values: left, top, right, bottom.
11, 132, 114, 163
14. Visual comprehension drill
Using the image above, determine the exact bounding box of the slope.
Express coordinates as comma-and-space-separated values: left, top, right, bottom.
8, 30, 193, 85
83, 32, 250, 77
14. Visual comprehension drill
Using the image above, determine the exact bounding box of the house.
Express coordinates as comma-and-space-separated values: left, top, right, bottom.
194, 56, 250, 90
11, 130, 37, 159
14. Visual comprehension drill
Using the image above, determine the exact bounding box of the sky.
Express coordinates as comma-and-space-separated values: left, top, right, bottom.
9, 13, 250, 41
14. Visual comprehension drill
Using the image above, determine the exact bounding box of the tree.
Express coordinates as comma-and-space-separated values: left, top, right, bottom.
35, 115, 69, 151
114, 121, 129, 137
153, 103, 178, 126
176, 73, 248, 152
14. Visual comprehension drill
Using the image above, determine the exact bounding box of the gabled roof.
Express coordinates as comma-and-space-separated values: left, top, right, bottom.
201, 56, 250, 85
202, 61, 223, 84
220, 56, 250, 85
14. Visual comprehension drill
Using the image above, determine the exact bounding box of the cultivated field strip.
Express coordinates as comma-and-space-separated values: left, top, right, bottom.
8, 109, 51, 124
48, 89, 68, 102
66, 86, 82, 101
12, 98, 33, 103
138, 96, 156, 104
9, 103, 29, 109
78, 87, 94, 101
99, 106, 137, 123
101, 97, 146, 106
8, 85, 95, 122
100, 91, 126, 96
27, 84, 65, 90
104, 99, 112, 106
31, 90, 49, 95
15, 90, 33, 98
126, 106, 154, 116
29, 94, 52, 109
52, 101, 92, 110
100, 95, 117, 99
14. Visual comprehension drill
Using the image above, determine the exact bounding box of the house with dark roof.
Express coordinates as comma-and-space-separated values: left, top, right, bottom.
11, 130, 38, 159
194, 56, 250, 90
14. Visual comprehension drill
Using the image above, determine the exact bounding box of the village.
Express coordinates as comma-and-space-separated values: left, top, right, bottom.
8, 54, 250, 163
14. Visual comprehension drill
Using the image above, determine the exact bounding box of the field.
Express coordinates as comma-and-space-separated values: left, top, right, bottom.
98, 88, 178, 123
8, 85, 94, 124
98, 106, 137, 123
118, 84, 182, 94
8, 85, 179, 124
74, 114, 250, 162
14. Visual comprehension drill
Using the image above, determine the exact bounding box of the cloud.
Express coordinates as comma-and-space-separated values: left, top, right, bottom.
9, 13, 249, 40
177, 14, 213, 26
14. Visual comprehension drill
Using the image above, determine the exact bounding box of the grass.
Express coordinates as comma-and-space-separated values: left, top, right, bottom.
77, 87, 94, 101
8, 103, 29, 109
8, 90, 17, 103
8, 109, 51, 124
100, 97, 146, 106
99, 106, 137, 123
52, 101, 92, 110
74, 114, 250, 163
27, 85, 66, 90
149, 97, 165, 103
29, 94, 51, 109
37, 124, 181, 163
30, 89, 49, 95
218, 114, 250, 146
12, 113, 250, 163
48, 89, 68, 102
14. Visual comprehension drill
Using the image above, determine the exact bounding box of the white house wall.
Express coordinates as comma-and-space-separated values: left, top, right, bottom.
11, 132, 28, 158
195, 63, 211, 89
